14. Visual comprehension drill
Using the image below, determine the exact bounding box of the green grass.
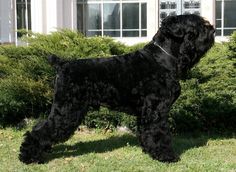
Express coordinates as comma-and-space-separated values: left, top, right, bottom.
0, 127, 236, 172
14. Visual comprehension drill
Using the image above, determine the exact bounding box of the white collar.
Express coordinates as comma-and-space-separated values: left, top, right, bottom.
153, 41, 175, 58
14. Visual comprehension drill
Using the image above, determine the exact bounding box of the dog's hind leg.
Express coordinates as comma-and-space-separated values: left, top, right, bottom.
137, 95, 179, 162
19, 102, 87, 164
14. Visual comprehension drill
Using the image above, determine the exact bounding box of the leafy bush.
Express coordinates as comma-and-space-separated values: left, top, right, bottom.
227, 31, 236, 59
171, 43, 236, 133
0, 30, 133, 126
0, 74, 52, 125
83, 107, 136, 131
22, 30, 129, 59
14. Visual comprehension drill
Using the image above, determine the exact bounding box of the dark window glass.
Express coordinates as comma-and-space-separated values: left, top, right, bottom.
104, 31, 120, 37
224, 1, 236, 28
170, 2, 176, 9
224, 29, 235, 36
216, 1, 222, 19
16, 0, 31, 37
216, 29, 221, 36
103, 3, 120, 29
122, 3, 139, 29
86, 31, 102, 36
77, 4, 84, 32
160, 12, 167, 19
141, 3, 147, 29
123, 31, 139, 37
141, 30, 147, 37
77, 1, 147, 38
169, 11, 176, 16
86, 4, 101, 30
193, 11, 200, 15
160, 2, 167, 9
184, 1, 200, 9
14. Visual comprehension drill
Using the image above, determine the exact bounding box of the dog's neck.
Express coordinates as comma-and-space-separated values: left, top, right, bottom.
152, 41, 176, 59
141, 40, 178, 75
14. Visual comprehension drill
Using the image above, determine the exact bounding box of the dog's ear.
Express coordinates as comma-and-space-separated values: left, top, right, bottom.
160, 16, 185, 40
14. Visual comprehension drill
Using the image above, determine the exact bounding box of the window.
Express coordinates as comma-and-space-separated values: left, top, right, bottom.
216, 0, 236, 36
16, 0, 31, 37
159, 0, 201, 25
77, 0, 147, 37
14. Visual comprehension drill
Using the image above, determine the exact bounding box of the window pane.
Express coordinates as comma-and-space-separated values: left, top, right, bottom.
77, 4, 84, 32
216, 20, 221, 28
216, 1, 222, 19
86, 31, 102, 36
103, 3, 120, 29
216, 29, 222, 36
224, 29, 235, 36
104, 31, 120, 37
141, 30, 147, 37
170, 11, 177, 16
122, 3, 139, 29
160, 2, 176, 9
141, 3, 147, 29
123, 31, 139, 37
160, 2, 167, 9
17, 1, 26, 30
224, 1, 236, 28
86, 4, 101, 30
184, 0, 200, 9
160, 12, 167, 20
27, 1, 31, 30
16, 0, 32, 37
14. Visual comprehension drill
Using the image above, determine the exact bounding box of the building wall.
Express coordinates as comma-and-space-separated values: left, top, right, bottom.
0, 0, 16, 44
201, 0, 214, 25
0, 0, 229, 45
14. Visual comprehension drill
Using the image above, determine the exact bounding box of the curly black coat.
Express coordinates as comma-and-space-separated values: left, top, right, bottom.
19, 14, 215, 164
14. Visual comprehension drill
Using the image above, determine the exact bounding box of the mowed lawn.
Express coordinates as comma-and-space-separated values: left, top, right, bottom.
0, 127, 236, 172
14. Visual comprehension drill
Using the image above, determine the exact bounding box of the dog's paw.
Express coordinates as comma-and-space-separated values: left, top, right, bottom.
19, 132, 45, 164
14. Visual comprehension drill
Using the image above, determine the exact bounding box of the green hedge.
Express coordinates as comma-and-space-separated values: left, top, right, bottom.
170, 41, 236, 133
0, 30, 135, 126
0, 30, 235, 133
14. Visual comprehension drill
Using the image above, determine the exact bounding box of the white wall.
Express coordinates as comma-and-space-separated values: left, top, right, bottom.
201, 0, 215, 25
31, 0, 46, 33
0, 0, 15, 43
31, 0, 77, 34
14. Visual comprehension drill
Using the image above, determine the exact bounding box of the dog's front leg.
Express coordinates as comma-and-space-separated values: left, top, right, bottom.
19, 103, 87, 164
137, 95, 179, 162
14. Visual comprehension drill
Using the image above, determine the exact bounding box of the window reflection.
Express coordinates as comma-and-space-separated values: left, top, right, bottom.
216, 0, 236, 36
16, 0, 31, 38
77, 1, 147, 38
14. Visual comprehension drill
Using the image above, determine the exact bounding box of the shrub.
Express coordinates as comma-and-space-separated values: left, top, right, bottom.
83, 107, 136, 131
0, 74, 52, 125
227, 31, 236, 59
170, 43, 236, 133
0, 30, 132, 126
22, 29, 129, 59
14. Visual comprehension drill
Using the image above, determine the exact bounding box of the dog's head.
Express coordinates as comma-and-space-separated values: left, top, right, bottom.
153, 14, 215, 78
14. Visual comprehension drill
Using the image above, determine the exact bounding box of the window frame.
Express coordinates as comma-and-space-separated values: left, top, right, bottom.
215, 0, 236, 37
159, 0, 201, 26
16, 0, 31, 38
77, 0, 147, 38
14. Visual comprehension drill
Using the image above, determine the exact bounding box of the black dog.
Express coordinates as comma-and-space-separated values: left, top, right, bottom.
19, 15, 215, 164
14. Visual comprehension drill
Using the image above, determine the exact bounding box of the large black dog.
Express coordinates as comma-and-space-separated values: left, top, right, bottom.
19, 15, 215, 164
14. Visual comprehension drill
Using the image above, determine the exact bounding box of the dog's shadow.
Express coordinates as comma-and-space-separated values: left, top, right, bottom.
44, 133, 219, 163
